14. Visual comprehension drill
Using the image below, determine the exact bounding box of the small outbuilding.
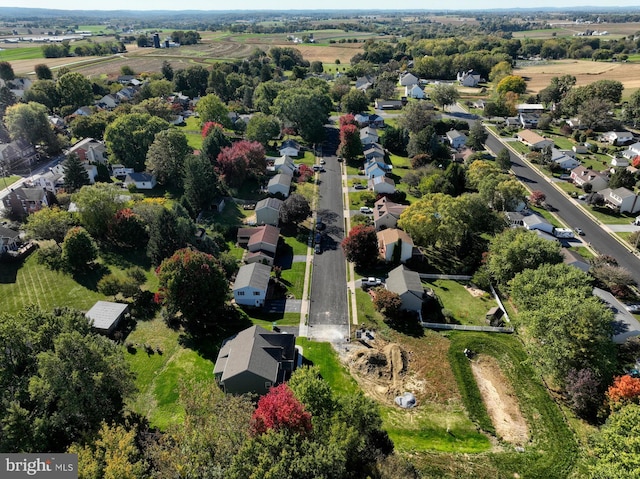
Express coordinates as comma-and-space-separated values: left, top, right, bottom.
86, 301, 128, 335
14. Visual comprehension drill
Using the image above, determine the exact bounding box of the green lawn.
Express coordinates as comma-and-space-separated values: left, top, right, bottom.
296, 338, 359, 396
588, 206, 636, 225
178, 116, 203, 151
555, 181, 582, 196
510, 141, 531, 155
424, 279, 497, 326
282, 234, 308, 256
0, 46, 44, 61
239, 310, 300, 328
279, 262, 306, 299
1, 175, 22, 188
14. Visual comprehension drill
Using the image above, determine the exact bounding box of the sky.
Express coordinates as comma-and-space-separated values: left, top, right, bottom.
1, 0, 639, 11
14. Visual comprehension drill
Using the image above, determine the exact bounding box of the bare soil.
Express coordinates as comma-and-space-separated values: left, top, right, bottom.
465, 285, 486, 298
471, 355, 529, 445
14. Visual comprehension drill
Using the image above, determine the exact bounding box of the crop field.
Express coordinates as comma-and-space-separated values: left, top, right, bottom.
0, 46, 46, 61
514, 21, 640, 40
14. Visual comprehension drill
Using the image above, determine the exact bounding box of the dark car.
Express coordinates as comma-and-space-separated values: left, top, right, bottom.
315, 243, 322, 254
354, 183, 366, 190
315, 232, 322, 244
316, 217, 324, 230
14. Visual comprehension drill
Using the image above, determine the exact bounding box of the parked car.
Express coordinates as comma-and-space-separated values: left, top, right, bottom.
315, 232, 322, 244
575, 227, 585, 236
354, 183, 366, 190
320, 158, 326, 165
362, 277, 383, 288
626, 304, 640, 314
313, 165, 321, 171
360, 206, 373, 214
315, 243, 322, 254
578, 194, 588, 201
316, 217, 324, 230
337, 156, 343, 162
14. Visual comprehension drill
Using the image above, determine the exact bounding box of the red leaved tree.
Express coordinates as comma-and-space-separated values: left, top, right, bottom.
107, 208, 148, 249
342, 225, 379, 270
607, 375, 640, 411
338, 123, 362, 161
339, 113, 357, 127
201, 121, 224, 138
297, 164, 314, 183
632, 156, 640, 169
529, 190, 546, 206
251, 384, 312, 436
216, 141, 266, 188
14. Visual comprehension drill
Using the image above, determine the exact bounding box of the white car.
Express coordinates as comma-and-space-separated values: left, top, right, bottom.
320, 159, 326, 165
362, 277, 383, 288
359, 206, 373, 214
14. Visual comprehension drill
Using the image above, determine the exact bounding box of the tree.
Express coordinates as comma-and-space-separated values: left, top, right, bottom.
431, 83, 460, 110
216, 141, 266, 188
467, 160, 500, 189
245, 113, 281, 146
529, 189, 546, 206
173, 65, 208, 98
591, 262, 635, 294
609, 168, 637, 190
382, 125, 409, 156
61, 227, 98, 272
132, 97, 175, 122
486, 228, 563, 284
624, 89, 640, 127
496, 147, 512, 171
70, 110, 115, 140
397, 101, 435, 134
342, 225, 379, 270
156, 248, 228, 326
372, 288, 402, 319
489, 60, 512, 83
0, 61, 15, 81
0, 85, 16, 116
183, 154, 221, 214
195, 93, 231, 128
279, 193, 311, 224
288, 366, 335, 419
341, 88, 369, 114
72, 183, 126, 238
338, 123, 363, 161
63, 153, 90, 192
407, 125, 444, 158
565, 368, 603, 420
146, 129, 191, 187
26, 207, 77, 244
587, 404, 640, 478
578, 98, 619, 131
23, 79, 60, 111
104, 113, 169, 171
272, 86, 331, 143
200, 123, 231, 164
107, 208, 148, 249
496, 75, 527, 95
608, 375, 640, 411
467, 121, 487, 151
34, 63, 53, 80
57, 72, 94, 111
253, 80, 284, 114
4, 102, 54, 146
251, 383, 312, 436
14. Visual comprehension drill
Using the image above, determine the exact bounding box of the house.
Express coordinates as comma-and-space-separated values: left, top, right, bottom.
385, 265, 424, 312
0, 225, 20, 253
600, 187, 640, 214
364, 159, 389, 179
377, 228, 414, 263
446, 130, 467, 149
561, 248, 590, 273
233, 262, 271, 307
573, 144, 589, 154
553, 150, 581, 170
593, 287, 640, 344
570, 166, 609, 192
116, 87, 137, 102
355, 75, 375, 91
237, 225, 280, 265
2, 186, 50, 218
567, 118, 584, 130
611, 157, 630, 168
354, 113, 385, 128
519, 113, 539, 129
368, 175, 396, 194
213, 325, 296, 395
405, 84, 425, 99
73, 106, 94, 116
516, 130, 554, 150
111, 164, 135, 178
2, 77, 32, 99
363, 144, 385, 162
279, 140, 301, 157
67, 138, 108, 164
30, 171, 65, 193
505, 211, 525, 227
0, 139, 39, 172
399, 72, 419, 87
516, 103, 545, 114
273, 155, 296, 176
96, 94, 119, 109
505, 117, 521, 128
621, 142, 640, 160
267, 173, 292, 198
360, 127, 380, 146
375, 99, 404, 110
522, 214, 554, 234
457, 70, 481, 87
373, 197, 407, 230
473, 99, 486, 109
85, 301, 128, 335
125, 172, 157, 190
255, 197, 283, 226
602, 131, 634, 146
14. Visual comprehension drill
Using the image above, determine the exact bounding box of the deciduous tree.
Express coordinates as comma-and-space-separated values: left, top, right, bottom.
245, 113, 281, 146
26, 206, 77, 244
72, 183, 126, 238
0, 61, 15, 80
338, 123, 363, 161
340, 88, 369, 114
145, 128, 191, 187
467, 121, 487, 151
397, 101, 435, 134
104, 113, 169, 171
607, 375, 640, 411
496, 75, 527, 95
107, 208, 148, 249
496, 147, 512, 171
342, 225, 379, 269
195, 93, 231, 128
373, 288, 403, 319
57, 72, 94, 111
272, 86, 331, 143
251, 383, 312, 436
5, 102, 54, 146
34, 64, 53, 80
430, 83, 460, 110
183, 154, 221, 214
61, 226, 98, 272
279, 193, 310, 224
216, 141, 266, 188
24, 80, 59, 111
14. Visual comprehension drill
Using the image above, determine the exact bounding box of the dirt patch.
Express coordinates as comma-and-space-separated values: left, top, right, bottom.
471, 355, 529, 445
465, 285, 486, 298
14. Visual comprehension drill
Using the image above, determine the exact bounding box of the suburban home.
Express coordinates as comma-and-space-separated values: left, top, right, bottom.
111, 164, 135, 178
522, 214, 554, 234
553, 150, 581, 170
516, 130, 554, 150
51, 159, 99, 185
405, 84, 425, 99
516, 103, 545, 114
30, 171, 65, 193
567, 118, 585, 130
446, 130, 467, 149
385, 265, 424, 312
457, 70, 481, 87
573, 144, 589, 154
255, 197, 283, 226
373, 196, 407, 230
67, 138, 108, 164
377, 228, 414, 263
505, 211, 525, 227
505, 117, 520, 128
2, 186, 50, 218
375, 99, 404, 110
267, 173, 292, 198
0, 225, 20, 253
399, 72, 419, 86
213, 325, 296, 395
96, 94, 119, 109
355, 75, 375, 91
233, 262, 271, 307
116, 87, 137, 102
599, 187, 640, 214
364, 159, 389, 179
561, 248, 590, 273
0, 139, 39, 172
0, 77, 32, 99
237, 225, 280, 266
611, 157, 630, 168
354, 113, 385, 128
73, 106, 94, 116
48, 115, 67, 131
360, 127, 380, 146
621, 142, 640, 160
570, 166, 609, 192
368, 175, 396, 194
85, 301, 128, 335
472, 99, 486, 109
279, 140, 301, 157
272, 155, 296, 176
602, 131, 634, 146
364, 145, 386, 162
125, 172, 157, 190
519, 113, 539, 129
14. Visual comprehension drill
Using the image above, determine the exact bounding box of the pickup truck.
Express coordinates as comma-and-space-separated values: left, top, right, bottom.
361, 277, 383, 288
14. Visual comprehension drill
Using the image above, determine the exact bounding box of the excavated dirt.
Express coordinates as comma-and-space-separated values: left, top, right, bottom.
471, 355, 529, 445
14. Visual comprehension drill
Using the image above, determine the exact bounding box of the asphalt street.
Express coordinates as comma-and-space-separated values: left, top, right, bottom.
308, 127, 349, 333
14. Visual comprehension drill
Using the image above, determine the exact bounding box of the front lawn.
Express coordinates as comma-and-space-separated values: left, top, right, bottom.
588, 206, 636, 225
279, 262, 306, 299
510, 141, 531, 155
296, 338, 359, 396
424, 279, 497, 326
1, 175, 22, 187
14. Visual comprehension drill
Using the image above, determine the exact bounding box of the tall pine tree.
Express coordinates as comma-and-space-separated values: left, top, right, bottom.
63, 153, 90, 192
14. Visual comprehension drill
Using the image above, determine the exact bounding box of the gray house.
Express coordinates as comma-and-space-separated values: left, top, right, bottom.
233, 262, 271, 307
385, 265, 424, 312
214, 325, 297, 395
267, 173, 292, 198
255, 197, 283, 226
86, 301, 128, 335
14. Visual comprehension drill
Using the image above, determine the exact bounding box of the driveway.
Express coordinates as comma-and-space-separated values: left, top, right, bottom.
264, 299, 302, 314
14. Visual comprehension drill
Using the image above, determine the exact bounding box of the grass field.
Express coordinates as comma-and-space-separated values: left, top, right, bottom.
588, 206, 637, 225
279, 262, 306, 299
0, 46, 44, 61
1, 175, 22, 188
424, 279, 497, 326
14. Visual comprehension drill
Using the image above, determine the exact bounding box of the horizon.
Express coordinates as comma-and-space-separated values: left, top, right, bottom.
0, 2, 639, 12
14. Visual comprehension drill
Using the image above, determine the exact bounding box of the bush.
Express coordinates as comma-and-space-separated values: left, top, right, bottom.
36, 243, 64, 270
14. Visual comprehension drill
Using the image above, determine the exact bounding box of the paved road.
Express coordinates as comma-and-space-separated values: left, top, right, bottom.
485, 131, 640, 285
308, 127, 349, 339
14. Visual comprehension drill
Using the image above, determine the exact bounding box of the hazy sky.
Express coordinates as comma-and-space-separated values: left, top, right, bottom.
1, 0, 639, 11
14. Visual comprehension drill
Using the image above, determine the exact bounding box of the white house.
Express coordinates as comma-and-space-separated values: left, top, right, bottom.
457, 70, 481, 87
385, 265, 424, 312
446, 130, 467, 149
125, 172, 157, 190
399, 72, 419, 87
233, 263, 271, 307
570, 166, 609, 192
516, 103, 545, 114
267, 173, 292, 198
368, 175, 396, 194
553, 150, 581, 170
602, 131, 634, 145
255, 197, 283, 226
621, 142, 640, 160
67, 138, 108, 164
377, 228, 414, 263
360, 127, 379, 146
516, 130, 554, 150
405, 84, 425, 99
112, 164, 135, 178
272, 155, 296, 176
522, 215, 554, 234
611, 157, 630, 168
600, 187, 640, 214
373, 197, 407, 230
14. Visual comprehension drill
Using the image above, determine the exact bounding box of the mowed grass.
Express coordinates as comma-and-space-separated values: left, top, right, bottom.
0, 46, 44, 61
1, 175, 22, 187
424, 279, 497, 326
0, 254, 104, 316
296, 338, 359, 396
124, 317, 216, 430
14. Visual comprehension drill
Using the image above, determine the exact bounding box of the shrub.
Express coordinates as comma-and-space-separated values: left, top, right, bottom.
35, 243, 64, 270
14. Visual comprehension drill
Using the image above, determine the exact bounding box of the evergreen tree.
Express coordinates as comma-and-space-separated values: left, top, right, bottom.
63, 153, 90, 192
467, 121, 488, 151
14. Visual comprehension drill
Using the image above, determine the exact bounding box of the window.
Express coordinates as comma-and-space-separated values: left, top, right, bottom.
237, 291, 245, 296
253, 291, 261, 296
264, 381, 272, 389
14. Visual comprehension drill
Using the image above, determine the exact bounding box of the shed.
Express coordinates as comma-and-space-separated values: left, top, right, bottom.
86, 301, 128, 335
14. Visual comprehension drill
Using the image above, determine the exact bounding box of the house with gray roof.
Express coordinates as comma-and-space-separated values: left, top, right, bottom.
272, 155, 296, 176
368, 175, 396, 194
373, 197, 407, 230
385, 265, 424, 312
86, 301, 128, 335
0, 225, 20, 253
233, 262, 271, 307
255, 197, 283, 226
522, 214, 554, 234
600, 187, 640, 214
561, 248, 590, 273
2, 186, 50, 219
214, 325, 296, 395
125, 172, 157, 190
267, 173, 292, 198
446, 130, 467, 149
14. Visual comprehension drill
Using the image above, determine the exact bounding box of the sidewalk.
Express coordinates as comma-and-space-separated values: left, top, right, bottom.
342, 159, 359, 328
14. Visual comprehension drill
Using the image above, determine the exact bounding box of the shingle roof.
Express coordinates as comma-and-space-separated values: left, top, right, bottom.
85, 301, 128, 331
234, 262, 271, 291
256, 197, 283, 211
386, 265, 423, 297
0, 225, 20, 239
268, 173, 292, 188
377, 228, 414, 247
247, 225, 280, 248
